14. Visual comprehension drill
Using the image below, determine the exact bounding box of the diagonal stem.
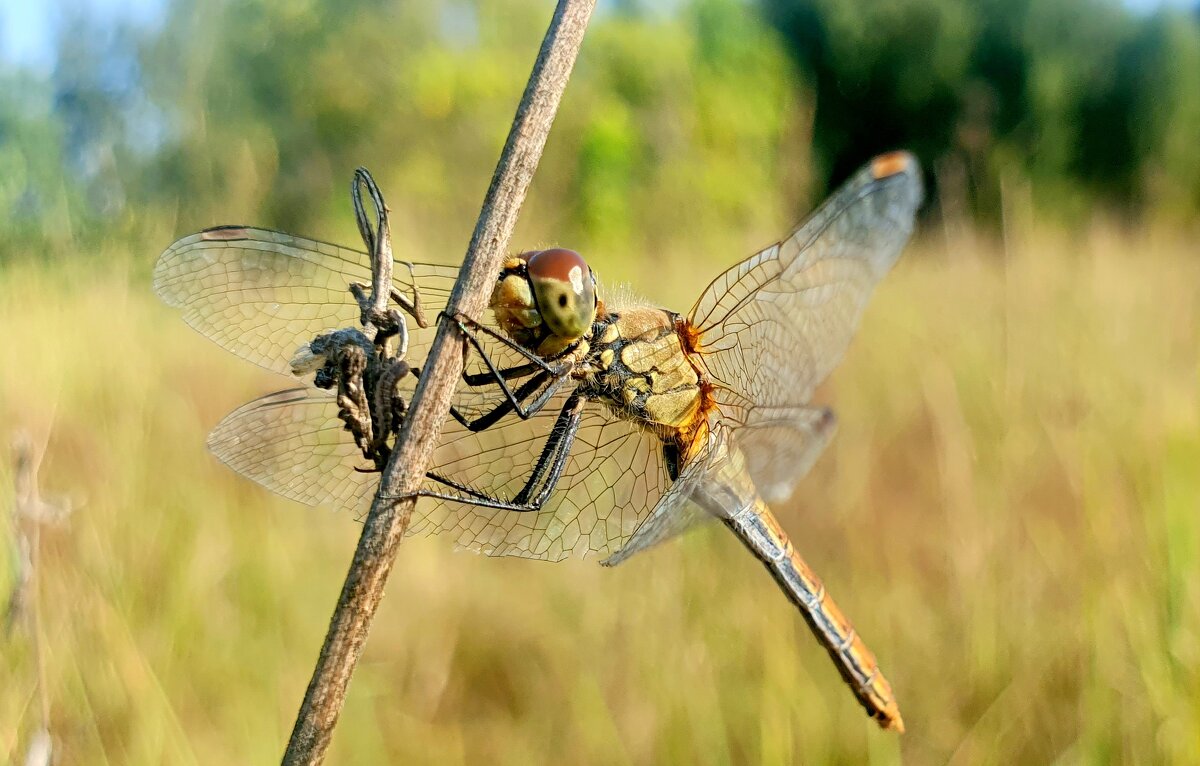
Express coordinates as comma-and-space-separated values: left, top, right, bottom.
280, 1, 596, 763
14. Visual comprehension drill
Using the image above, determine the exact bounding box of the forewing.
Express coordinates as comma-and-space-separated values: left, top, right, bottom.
409, 394, 671, 562
690, 152, 923, 419
207, 386, 672, 563
153, 226, 459, 377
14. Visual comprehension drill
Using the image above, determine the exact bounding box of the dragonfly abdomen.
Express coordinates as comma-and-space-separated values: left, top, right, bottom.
724, 499, 905, 732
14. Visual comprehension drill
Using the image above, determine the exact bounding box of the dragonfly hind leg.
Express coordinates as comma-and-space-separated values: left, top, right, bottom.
387, 392, 586, 513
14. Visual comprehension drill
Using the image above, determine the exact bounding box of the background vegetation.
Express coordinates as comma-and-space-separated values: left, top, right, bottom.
2, 0, 1198, 763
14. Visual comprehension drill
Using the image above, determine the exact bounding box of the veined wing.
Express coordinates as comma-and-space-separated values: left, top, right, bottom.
736, 405, 837, 504
602, 402, 839, 565
207, 387, 672, 562
411, 394, 671, 561
690, 152, 923, 418
602, 422, 765, 566
153, 226, 460, 377
601, 431, 722, 567
207, 388, 377, 510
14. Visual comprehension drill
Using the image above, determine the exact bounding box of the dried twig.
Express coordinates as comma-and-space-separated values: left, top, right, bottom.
6, 432, 72, 766
292, 169, 420, 472
280, 1, 596, 763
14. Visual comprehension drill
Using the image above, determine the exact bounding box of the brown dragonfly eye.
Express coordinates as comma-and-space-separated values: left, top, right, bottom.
526, 248, 596, 340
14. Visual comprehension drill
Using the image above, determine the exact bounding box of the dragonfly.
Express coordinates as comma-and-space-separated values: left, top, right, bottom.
154, 151, 922, 731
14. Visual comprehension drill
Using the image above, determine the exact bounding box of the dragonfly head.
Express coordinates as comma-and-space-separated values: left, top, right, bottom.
492, 248, 598, 348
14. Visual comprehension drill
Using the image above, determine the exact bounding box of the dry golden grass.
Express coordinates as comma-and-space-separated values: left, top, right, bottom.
1, 224, 1197, 764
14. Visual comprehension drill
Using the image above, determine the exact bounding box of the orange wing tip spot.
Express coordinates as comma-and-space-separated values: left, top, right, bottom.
870, 151, 914, 180
200, 226, 251, 241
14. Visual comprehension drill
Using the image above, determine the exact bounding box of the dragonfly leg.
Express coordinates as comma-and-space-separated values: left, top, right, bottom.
406, 362, 565, 433
391, 393, 586, 512
460, 361, 542, 387
450, 370, 576, 433
446, 310, 574, 414
510, 393, 586, 506
407, 311, 575, 430
446, 311, 576, 376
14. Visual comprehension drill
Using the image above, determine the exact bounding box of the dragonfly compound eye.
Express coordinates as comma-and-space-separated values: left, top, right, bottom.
526, 248, 597, 341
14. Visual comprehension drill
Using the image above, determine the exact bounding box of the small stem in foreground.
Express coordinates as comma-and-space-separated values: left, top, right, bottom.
280, 2, 597, 764
350, 167, 396, 336
6, 432, 72, 766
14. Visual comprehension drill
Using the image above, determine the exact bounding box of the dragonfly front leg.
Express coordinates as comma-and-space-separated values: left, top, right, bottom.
447, 311, 576, 382
450, 311, 575, 418
405, 392, 586, 513
407, 363, 569, 433
409, 311, 575, 430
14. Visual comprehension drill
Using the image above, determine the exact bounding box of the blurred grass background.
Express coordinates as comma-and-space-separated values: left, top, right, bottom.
2, 0, 1199, 763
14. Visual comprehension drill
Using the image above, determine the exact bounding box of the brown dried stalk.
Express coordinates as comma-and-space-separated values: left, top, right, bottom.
6, 432, 72, 766
280, 1, 596, 763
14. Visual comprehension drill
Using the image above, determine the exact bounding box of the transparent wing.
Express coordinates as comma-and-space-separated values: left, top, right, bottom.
690, 152, 923, 423
207, 388, 378, 510
153, 226, 460, 377
600, 436, 721, 567
736, 406, 837, 504
602, 421, 788, 567
411, 393, 671, 561
206, 387, 672, 562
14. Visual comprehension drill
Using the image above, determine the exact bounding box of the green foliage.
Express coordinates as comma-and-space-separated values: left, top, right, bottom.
765, 0, 1200, 223
0, 74, 70, 254
9, 0, 791, 264
2, 0, 1199, 266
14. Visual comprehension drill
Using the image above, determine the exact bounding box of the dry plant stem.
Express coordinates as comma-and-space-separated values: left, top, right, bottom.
350, 167, 395, 337
280, 1, 596, 763
7, 433, 61, 766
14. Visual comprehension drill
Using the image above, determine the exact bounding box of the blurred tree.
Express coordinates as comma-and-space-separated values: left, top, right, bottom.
554, 0, 804, 254
763, 0, 1200, 224
1128, 9, 1200, 221
0, 11, 153, 258
0, 72, 71, 257
1, 0, 1198, 267
762, 0, 969, 181
128, 0, 804, 259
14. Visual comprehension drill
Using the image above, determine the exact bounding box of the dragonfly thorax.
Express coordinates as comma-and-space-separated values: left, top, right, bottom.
584, 307, 706, 435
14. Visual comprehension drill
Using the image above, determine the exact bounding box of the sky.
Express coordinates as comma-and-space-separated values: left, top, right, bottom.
0, 0, 164, 72
0, 0, 1196, 71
